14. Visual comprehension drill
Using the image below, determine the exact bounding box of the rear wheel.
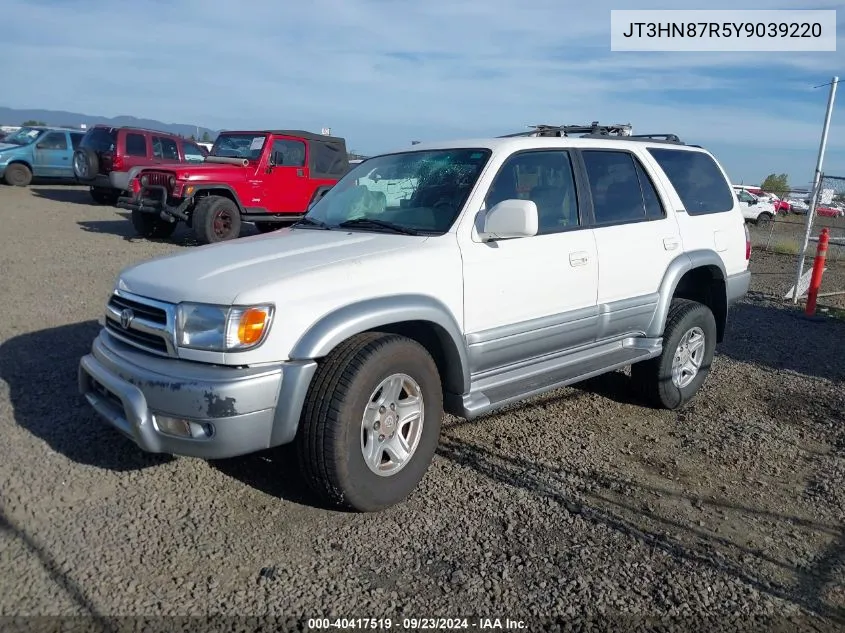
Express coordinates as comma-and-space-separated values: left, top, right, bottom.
630, 298, 717, 410
90, 187, 119, 205
131, 209, 178, 239
755, 212, 773, 228
4, 163, 32, 187
193, 195, 242, 244
296, 333, 444, 512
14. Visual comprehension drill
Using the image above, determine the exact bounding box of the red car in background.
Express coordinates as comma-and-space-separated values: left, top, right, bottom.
816, 205, 844, 218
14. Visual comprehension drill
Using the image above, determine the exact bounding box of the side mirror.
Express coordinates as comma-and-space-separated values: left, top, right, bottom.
479, 199, 538, 241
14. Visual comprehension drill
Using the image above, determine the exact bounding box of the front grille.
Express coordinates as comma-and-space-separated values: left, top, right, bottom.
143, 172, 172, 189
104, 291, 174, 356
108, 294, 166, 324
104, 320, 169, 353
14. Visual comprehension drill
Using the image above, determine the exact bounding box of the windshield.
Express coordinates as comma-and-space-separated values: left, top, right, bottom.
303, 148, 492, 235
2, 127, 44, 146
211, 134, 267, 160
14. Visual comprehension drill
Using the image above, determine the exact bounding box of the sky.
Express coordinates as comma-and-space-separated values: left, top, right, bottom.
4, 0, 845, 187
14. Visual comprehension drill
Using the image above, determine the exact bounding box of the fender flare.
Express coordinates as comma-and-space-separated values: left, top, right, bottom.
646, 249, 727, 338
289, 294, 470, 395
189, 184, 245, 212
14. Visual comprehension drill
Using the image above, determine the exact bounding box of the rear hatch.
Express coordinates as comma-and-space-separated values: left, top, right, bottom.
79, 127, 118, 175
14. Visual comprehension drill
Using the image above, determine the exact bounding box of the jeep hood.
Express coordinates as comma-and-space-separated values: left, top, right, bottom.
117, 228, 428, 305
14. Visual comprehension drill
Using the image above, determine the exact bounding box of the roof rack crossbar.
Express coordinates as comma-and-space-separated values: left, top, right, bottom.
498, 123, 685, 144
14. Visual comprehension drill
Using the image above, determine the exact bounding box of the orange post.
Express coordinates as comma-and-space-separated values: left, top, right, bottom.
805, 228, 830, 316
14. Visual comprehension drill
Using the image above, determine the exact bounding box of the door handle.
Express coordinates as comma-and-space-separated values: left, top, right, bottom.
663, 237, 680, 251
569, 251, 589, 266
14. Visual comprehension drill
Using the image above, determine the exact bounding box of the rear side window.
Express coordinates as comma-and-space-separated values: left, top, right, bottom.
70, 133, 84, 149
582, 150, 661, 226
125, 133, 147, 157
647, 148, 734, 215
80, 128, 116, 152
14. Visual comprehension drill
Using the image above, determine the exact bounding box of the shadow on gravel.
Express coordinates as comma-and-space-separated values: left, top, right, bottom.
0, 320, 172, 471
76, 217, 204, 247
0, 509, 111, 622
718, 296, 845, 382
31, 186, 97, 206
436, 435, 845, 626
208, 445, 332, 510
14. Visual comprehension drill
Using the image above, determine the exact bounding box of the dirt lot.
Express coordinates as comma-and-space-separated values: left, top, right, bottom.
1, 185, 843, 631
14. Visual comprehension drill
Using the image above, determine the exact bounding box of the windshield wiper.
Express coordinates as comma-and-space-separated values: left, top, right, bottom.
337, 218, 421, 236
292, 216, 332, 230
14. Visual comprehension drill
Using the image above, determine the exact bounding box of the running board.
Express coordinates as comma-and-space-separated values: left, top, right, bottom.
452, 337, 662, 420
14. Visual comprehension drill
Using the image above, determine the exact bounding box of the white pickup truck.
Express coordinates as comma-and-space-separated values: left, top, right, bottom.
79, 124, 751, 512
732, 186, 777, 227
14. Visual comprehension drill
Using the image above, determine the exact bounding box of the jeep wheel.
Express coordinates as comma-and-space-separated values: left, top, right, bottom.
193, 195, 242, 244
4, 163, 32, 187
131, 209, 178, 239
90, 187, 119, 205
630, 298, 717, 410
755, 212, 773, 228
296, 332, 443, 512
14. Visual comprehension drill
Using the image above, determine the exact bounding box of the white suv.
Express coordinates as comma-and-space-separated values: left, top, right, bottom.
78, 124, 751, 512
733, 187, 776, 226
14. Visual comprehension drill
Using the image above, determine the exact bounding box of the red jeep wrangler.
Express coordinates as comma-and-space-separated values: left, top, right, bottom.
117, 130, 349, 243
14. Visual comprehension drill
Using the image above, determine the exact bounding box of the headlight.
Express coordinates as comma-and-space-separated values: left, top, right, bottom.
175, 302, 274, 352
140, 174, 149, 186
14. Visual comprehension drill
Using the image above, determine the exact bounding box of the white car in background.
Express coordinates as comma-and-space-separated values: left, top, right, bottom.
733, 187, 776, 226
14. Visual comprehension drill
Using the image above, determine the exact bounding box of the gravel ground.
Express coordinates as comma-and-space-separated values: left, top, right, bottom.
0, 184, 843, 632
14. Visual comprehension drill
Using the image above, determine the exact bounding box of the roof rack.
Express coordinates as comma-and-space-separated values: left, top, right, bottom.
499, 122, 685, 145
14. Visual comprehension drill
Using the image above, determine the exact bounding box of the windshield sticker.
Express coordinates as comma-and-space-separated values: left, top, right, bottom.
250, 137, 265, 150
26, 130, 40, 138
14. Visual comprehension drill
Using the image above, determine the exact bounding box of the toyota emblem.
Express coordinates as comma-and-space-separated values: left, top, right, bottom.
120, 308, 134, 329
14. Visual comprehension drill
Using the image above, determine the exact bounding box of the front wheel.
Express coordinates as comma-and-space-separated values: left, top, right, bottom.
193, 195, 242, 244
630, 299, 717, 410
4, 163, 32, 187
296, 333, 444, 512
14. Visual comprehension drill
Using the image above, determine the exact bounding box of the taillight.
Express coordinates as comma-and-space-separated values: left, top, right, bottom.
744, 224, 751, 260
112, 153, 125, 171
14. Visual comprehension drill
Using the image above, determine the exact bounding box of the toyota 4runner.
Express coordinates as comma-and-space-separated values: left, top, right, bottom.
78, 123, 751, 512
117, 130, 349, 244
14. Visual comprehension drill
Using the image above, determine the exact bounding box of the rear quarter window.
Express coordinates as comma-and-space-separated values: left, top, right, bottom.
647, 148, 734, 216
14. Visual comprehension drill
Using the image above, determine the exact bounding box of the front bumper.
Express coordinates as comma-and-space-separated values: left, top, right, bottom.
78, 331, 317, 459
117, 185, 192, 222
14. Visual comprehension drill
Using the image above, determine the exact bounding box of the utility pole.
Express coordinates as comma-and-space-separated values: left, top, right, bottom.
793, 76, 838, 304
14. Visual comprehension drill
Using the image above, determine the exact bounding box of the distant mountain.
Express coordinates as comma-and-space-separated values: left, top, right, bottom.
0, 107, 219, 141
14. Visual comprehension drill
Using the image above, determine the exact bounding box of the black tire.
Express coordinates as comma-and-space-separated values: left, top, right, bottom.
73, 148, 98, 181
254, 222, 282, 233
296, 332, 444, 512
755, 212, 773, 227
90, 187, 119, 205
131, 209, 178, 239
193, 195, 242, 244
630, 299, 717, 410
4, 163, 32, 187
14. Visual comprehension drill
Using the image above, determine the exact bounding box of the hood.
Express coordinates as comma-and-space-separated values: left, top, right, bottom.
144, 161, 252, 182
117, 227, 428, 305
0, 143, 20, 151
